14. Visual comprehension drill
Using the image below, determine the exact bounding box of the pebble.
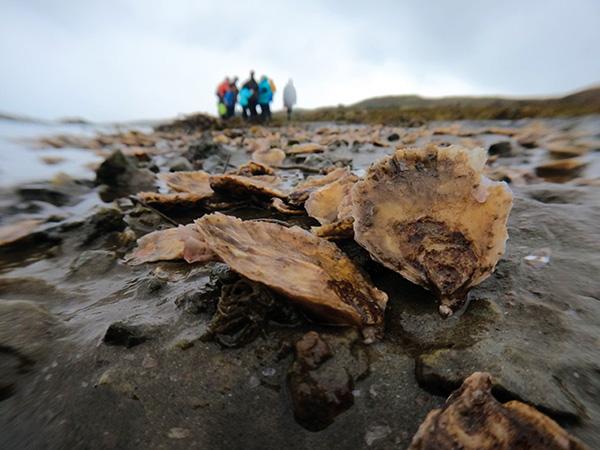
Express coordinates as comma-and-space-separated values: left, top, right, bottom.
365, 424, 392, 446
261, 367, 276, 377
167, 427, 191, 439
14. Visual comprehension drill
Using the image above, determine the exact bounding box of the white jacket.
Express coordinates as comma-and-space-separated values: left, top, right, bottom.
283, 80, 297, 108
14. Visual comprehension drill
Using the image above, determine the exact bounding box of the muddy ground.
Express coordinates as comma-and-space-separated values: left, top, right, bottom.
0, 117, 599, 449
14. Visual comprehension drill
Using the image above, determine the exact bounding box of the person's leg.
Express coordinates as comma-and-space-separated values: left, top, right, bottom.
287, 107, 292, 121
267, 103, 272, 121
259, 104, 266, 123
242, 106, 248, 120
265, 103, 271, 122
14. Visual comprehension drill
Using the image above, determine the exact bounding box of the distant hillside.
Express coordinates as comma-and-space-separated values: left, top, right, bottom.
285, 87, 600, 125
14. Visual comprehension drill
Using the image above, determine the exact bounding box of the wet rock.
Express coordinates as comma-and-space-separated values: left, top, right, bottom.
17, 183, 72, 206
287, 332, 354, 431
154, 113, 218, 133
488, 140, 513, 157
69, 250, 116, 279
523, 184, 586, 204
535, 158, 588, 182
103, 322, 149, 348
95, 150, 156, 201
408, 372, 589, 450
365, 424, 392, 446
168, 157, 193, 172
81, 207, 127, 246
95, 367, 138, 399
0, 300, 61, 361
185, 140, 229, 167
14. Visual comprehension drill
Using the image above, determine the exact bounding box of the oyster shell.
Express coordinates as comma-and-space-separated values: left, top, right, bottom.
195, 213, 387, 338
408, 372, 589, 450
137, 191, 212, 207
125, 224, 216, 265
209, 174, 287, 199
288, 167, 351, 206
229, 161, 274, 176
251, 148, 286, 167
158, 171, 213, 196
305, 172, 358, 225
287, 143, 325, 154
352, 144, 513, 316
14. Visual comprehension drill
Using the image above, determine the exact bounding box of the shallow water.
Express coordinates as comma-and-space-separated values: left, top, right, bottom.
0, 119, 150, 188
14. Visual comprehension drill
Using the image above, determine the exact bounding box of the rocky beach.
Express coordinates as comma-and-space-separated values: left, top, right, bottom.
0, 114, 599, 449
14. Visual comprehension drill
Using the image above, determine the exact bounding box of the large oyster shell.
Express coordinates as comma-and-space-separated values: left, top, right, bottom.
352, 144, 513, 316
195, 213, 387, 339
408, 372, 589, 450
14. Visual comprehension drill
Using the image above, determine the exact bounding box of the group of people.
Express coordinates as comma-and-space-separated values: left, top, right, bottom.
215, 71, 297, 122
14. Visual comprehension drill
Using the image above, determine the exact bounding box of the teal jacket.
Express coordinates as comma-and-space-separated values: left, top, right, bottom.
258, 79, 272, 105
238, 87, 252, 107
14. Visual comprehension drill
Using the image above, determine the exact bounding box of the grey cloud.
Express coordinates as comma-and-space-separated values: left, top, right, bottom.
0, 0, 598, 121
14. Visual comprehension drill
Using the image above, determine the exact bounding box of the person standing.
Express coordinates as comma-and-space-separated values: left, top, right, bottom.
216, 76, 230, 118
242, 70, 259, 121
238, 85, 252, 120
224, 77, 239, 118
258, 75, 273, 123
216, 77, 230, 102
283, 79, 297, 121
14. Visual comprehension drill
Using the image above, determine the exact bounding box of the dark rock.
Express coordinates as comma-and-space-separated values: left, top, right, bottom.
103, 322, 149, 348
287, 332, 355, 431
95, 150, 156, 201
69, 250, 116, 279
154, 113, 219, 133
185, 140, 227, 163
82, 207, 127, 245
387, 132, 400, 142
16, 179, 92, 207
488, 141, 513, 157
0, 300, 62, 361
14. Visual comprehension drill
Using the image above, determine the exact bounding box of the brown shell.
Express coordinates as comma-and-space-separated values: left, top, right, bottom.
288, 168, 351, 206
125, 224, 216, 265
409, 372, 589, 450
352, 144, 513, 316
195, 213, 387, 338
305, 172, 358, 225
209, 174, 287, 199
158, 171, 213, 196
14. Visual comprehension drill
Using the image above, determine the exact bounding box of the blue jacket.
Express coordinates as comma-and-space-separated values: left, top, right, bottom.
238, 87, 252, 107
258, 79, 272, 105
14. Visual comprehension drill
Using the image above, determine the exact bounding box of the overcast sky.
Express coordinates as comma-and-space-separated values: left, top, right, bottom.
1, 0, 599, 121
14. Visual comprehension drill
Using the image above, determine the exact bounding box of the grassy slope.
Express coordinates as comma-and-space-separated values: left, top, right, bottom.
279, 87, 600, 125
